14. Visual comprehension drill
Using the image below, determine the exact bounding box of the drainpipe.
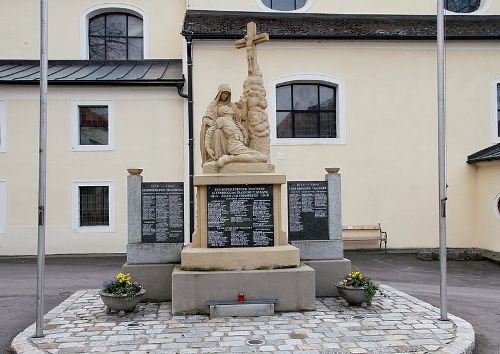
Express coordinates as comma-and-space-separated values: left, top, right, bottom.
178, 34, 195, 241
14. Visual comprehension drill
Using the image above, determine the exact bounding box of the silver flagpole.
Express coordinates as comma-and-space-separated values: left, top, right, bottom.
437, 0, 448, 321
35, 0, 48, 337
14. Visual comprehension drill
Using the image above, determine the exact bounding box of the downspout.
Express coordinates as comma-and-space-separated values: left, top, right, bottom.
182, 35, 194, 239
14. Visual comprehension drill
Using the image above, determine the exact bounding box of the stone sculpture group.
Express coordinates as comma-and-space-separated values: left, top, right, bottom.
201, 22, 273, 173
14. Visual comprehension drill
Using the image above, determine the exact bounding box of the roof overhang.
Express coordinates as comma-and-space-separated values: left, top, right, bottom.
183, 10, 500, 40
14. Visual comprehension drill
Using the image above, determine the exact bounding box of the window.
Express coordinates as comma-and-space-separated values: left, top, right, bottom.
89, 12, 143, 60
276, 83, 336, 138
445, 0, 481, 13
72, 101, 114, 151
0, 100, 5, 152
73, 181, 115, 232
257, 0, 312, 12
0, 180, 5, 233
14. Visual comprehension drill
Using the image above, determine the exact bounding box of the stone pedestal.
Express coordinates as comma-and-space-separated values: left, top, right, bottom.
122, 263, 176, 301
181, 173, 301, 271
124, 169, 183, 301
172, 264, 315, 315
290, 168, 351, 296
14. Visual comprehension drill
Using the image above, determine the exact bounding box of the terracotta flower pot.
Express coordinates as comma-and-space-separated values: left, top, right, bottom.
336, 285, 370, 306
99, 288, 146, 314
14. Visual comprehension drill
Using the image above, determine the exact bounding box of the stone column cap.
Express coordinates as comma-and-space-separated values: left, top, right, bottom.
325, 167, 340, 174
128, 169, 143, 176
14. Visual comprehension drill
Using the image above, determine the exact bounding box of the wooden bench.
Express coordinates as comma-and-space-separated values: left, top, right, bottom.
342, 223, 388, 253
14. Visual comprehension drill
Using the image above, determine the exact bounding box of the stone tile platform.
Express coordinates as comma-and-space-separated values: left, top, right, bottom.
11, 285, 474, 354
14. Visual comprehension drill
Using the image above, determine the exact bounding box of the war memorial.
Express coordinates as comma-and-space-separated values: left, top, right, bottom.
122, 22, 350, 315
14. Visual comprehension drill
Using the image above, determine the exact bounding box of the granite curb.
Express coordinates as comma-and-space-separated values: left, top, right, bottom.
11, 285, 475, 354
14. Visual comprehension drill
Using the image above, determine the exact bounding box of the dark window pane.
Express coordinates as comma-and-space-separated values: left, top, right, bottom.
79, 106, 109, 145
89, 36, 105, 60
79, 186, 109, 226
277, 112, 293, 138
128, 38, 143, 60
320, 112, 336, 138
89, 16, 105, 36
128, 15, 143, 36
445, 0, 480, 13
277, 85, 292, 110
295, 113, 317, 138
106, 14, 127, 36
262, 0, 272, 6
296, 0, 307, 8
106, 37, 127, 60
293, 85, 318, 110
497, 111, 500, 137
320, 86, 335, 110
273, 0, 296, 11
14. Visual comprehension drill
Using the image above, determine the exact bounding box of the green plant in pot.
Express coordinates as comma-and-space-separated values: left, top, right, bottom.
336, 271, 378, 306
100, 273, 145, 316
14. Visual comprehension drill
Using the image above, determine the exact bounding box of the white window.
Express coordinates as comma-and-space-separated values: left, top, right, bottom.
445, 0, 491, 14
257, 0, 313, 12
0, 100, 6, 152
0, 180, 5, 233
72, 181, 115, 233
81, 3, 149, 59
72, 101, 114, 151
269, 74, 346, 145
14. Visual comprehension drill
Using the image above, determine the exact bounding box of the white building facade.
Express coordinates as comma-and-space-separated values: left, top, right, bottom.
0, 0, 499, 255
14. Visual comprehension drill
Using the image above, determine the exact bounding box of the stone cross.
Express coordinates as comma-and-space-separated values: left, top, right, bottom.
235, 22, 269, 75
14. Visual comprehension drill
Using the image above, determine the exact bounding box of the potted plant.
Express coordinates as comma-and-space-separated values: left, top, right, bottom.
100, 273, 145, 316
335, 271, 378, 306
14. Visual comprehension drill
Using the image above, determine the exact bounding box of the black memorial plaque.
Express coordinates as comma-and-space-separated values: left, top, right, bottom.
207, 185, 274, 248
141, 182, 184, 243
288, 181, 329, 241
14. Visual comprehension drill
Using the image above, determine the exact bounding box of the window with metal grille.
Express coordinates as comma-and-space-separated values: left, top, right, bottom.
261, 0, 307, 11
445, 0, 481, 13
79, 186, 109, 226
89, 12, 143, 60
79, 106, 108, 145
276, 83, 336, 138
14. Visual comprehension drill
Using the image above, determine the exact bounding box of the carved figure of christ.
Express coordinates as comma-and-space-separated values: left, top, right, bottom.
235, 22, 269, 75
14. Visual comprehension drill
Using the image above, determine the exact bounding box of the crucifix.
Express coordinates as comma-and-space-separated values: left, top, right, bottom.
235, 22, 269, 76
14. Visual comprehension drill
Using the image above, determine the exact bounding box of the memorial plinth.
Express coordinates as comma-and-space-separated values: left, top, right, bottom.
181, 174, 300, 271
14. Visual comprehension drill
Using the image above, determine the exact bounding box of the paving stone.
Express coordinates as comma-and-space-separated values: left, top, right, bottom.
10, 286, 474, 354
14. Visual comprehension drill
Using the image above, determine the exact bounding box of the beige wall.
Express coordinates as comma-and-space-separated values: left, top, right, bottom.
0, 86, 184, 255
475, 163, 500, 252
0, 0, 186, 60
188, 0, 500, 15
192, 40, 500, 249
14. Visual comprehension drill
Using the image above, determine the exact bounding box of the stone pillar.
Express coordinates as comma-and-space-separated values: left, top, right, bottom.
326, 167, 343, 252
127, 169, 143, 245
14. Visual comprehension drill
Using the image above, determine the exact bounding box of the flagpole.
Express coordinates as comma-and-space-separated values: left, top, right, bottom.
437, 0, 448, 321
35, 0, 48, 337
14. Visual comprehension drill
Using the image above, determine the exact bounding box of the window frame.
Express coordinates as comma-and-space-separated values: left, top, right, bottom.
269, 74, 346, 145
72, 181, 115, 233
445, 0, 491, 15
71, 100, 114, 151
256, 0, 313, 13
0, 99, 5, 153
81, 3, 148, 60
492, 78, 500, 144
0, 180, 5, 233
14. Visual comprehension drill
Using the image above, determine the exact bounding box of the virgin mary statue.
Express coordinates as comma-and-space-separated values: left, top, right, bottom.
200, 84, 243, 165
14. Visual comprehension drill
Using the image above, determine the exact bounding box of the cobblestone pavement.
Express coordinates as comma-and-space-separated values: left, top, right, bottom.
11, 285, 474, 354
